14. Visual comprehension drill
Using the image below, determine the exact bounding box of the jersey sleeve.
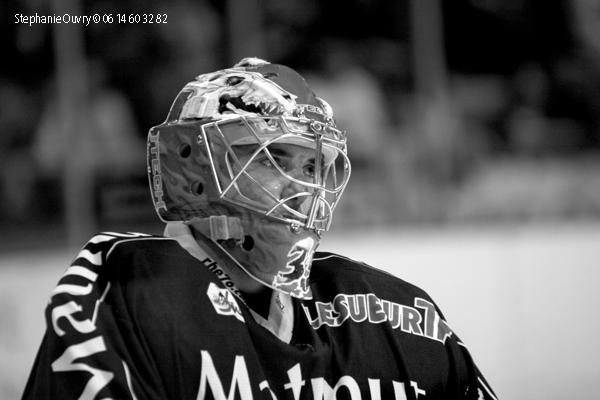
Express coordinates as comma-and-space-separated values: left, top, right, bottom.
452, 334, 498, 400
437, 306, 498, 400
22, 232, 166, 400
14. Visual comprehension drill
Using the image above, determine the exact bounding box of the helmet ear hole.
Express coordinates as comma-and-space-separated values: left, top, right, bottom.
190, 181, 204, 195
179, 143, 192, 158
242, 235, 254, 251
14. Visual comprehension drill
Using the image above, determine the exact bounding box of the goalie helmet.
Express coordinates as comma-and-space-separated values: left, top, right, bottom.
147, 58, 351, 298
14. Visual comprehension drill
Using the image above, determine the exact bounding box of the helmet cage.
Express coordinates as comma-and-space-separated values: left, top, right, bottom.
200, 115, 350, 232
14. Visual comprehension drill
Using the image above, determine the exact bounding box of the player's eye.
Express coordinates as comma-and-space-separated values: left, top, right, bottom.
258, 155, 283, 170
303, 163, 315, 178
303, 159, 323, 179
260, 158, 274, 168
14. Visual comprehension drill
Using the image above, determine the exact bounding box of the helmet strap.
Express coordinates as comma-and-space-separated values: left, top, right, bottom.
188, 216, 245, 245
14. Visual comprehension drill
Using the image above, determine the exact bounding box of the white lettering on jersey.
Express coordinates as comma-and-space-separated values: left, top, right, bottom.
392, 381, 408, 400
197, 350, 252, 400
284, 363, 305, 399
391, 381, 425, 400
311, 376, 362, 399
259, 380, 278, 400
195, 350, 421, 400
302, 294, 453, 344
414, 298, 452, 344
48, 232, 151, 399
410, 381, 426, 398
52, 260, 101, 297
51, 336, 114, 400
367, 379, 381, 400
51, 301, 96, 336
78, 248, 103, 266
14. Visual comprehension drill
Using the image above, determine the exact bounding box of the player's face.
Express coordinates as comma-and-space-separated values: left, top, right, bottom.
230, 143, 322, 215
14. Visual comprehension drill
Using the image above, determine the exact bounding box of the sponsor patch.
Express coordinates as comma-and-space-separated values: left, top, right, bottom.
207, 282, 245, 323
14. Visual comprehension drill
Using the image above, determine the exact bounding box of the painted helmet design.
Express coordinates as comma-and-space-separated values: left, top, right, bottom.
147, 58, 351, 234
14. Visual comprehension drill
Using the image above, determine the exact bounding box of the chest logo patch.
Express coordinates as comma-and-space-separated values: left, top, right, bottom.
207, 282, 245, 323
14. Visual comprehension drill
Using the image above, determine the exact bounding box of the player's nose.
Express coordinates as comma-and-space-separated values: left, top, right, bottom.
281, 179, 311, 213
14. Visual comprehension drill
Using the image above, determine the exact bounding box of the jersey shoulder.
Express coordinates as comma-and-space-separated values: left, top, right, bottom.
54, 231, 190, 300
312, 251, 433, 301
74, 231, 183, 264
49, 231, 212, 317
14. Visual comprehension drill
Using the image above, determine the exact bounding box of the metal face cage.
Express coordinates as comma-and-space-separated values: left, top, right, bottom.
200, 115, 351, 233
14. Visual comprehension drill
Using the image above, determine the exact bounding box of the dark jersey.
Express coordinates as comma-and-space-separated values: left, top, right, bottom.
23, 232, 497, 400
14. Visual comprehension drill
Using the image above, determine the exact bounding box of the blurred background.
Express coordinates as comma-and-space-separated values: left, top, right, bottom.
1, 0, 599, 399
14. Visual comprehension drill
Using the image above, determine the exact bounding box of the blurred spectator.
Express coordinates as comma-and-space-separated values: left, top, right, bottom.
304, 40, 390, 164
507, 51, 600, 155
262, 0, 320, 62
571, 0, 600, 64
0, 81, 38, 222
546, 50, 600, 148
506, 61, 551, 154
146, 1, 221, 125
32, 60, 144, 189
